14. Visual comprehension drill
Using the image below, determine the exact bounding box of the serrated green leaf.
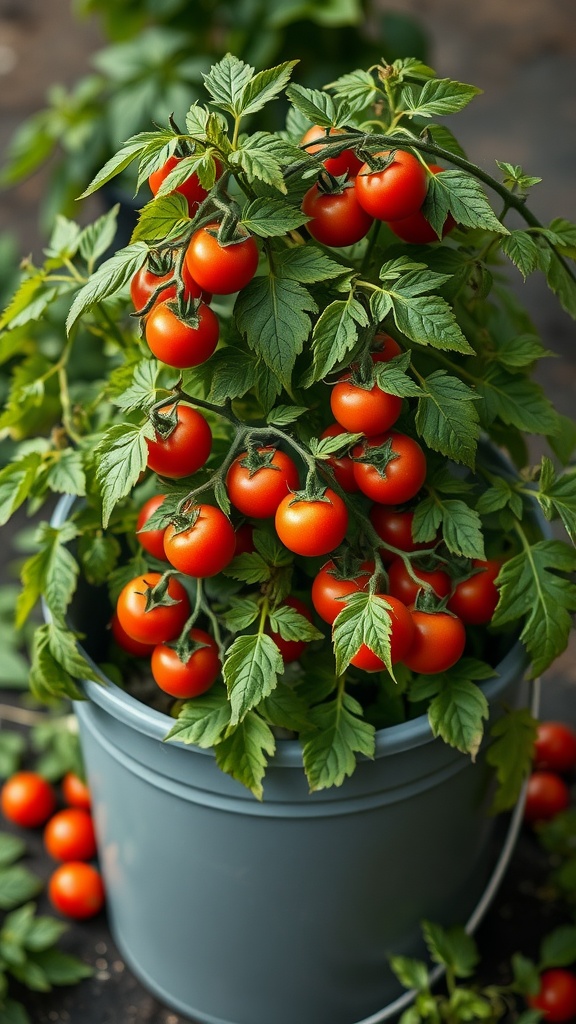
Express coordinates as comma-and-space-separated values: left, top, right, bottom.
229, 136, 286, 192
540, 925, 576, 970
235, 274, 316, 389
537, 458, 576, 543
0, 273, 60, 332
422, 920, 479, 977
416, 371, 480, 466
223, 633, 283, 725
273, 244, 346, 283
95, 422, 152, 528
301, 690, 374, 791
388, 288, 473, 354
164, 686, 232, 748
28, 626, 84, 703
131, 193, 190, 243
242, 197, 308, 238
486, 707, 537, 814
286, 84, 338, 127
325, 69, 378, 108
79, 131, 174, 198
224, 552, 271, 585
500, 230, 541, 279
0, 833, 26, 868
258, 682, 313, 734
110, 359, 160, 414
477, 368, 558, 436
202, 53, 254, 114
300, 295, 367, 385
214, 712, 275, 799
543, 250, 576, 318
240, 61, 298, 117
220, 597, 262, 633
495, 332, 552, 369
78, 205, 119, 265
389, 956, 429, 992
77, 532, 121, 586
332, 592, 396, 675
404, 78, 481, 118
0, 454, 42, 527
423, 170, 508, 236
0, 868, 42, 911
16, 521, 79, 628
268, 605, 323, 642
428, 676, 489, 759
46, 449, 86, 497
66, 243, 149, 331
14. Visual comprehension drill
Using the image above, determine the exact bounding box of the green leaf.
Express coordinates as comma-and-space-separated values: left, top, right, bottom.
28, 627, 84, 703
301, 295, 368, 385
542, 250, 576, 318
285, 84, 338, 127
131, 193, 190, 244
46, 449, 86, 497
495, 332, 552, 370
0, 733, 26, 780
241, 197, 308, 238
388, 285, 473, 355
511, 952, 541, 997
431, 499, 485, 560
240, 61, 298, 117
404, 78, 481, 117
202, 53, 254, 114
416, 371, 480, 467
0, 272, 61, 332
268, 605, 323, 642
500, 230, 541, 279
164, 686, 232, 748
78, 205, 119, 265
229, 134, 287, 192
477, 369, 558, 436
110, 359, 162, 414
78, 532, 121, 586
273, 244, 346, 284
325, 69, 378, 109
19, 913, 68, 953
31, 947, 93, 985
0, 833, 26, 869
78, 130, 174, 198
301, 690, 375, 791
17, 521, 79, 628
46, 619, 103, 684
492, 540, 576, 675
66, 242, 149, 332
427, 672, 489, 760
235, 274, 316, 389
0, 868, 42, 911
220, 597, 262, 633
0, 998, 31, 1023
214, 712, 275, 800
537, 459, 576, 543
539, 925, 576, 970
389, 956, 429, 992
266, 404, 307, 426
486, 707, 538, 814
95, 422, 152, 527
332, 592, 396, 676
258, 683, 313, 734
223, 633, 283, 725
0, 454, 42, 527
422, 920, 479, 977
423, 170, 508, 236
224, 551, 271, 585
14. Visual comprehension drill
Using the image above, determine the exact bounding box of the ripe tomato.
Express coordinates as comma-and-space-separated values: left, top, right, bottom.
268, 596, 314, 663
48, 862, 105, 920
355, 150, 428, 222
369, 505, 436, 563
387, 164, 456, 244
353, 432, 427, 505
320, 424, 360, 493
62, 772, 91, 812
534, 721, 576, 774
350, 594, 415, 670
528, 969, 576, 1022
403, 610, 466, 674
275, 488, 348, 557
146, 404, 212, 480
447, 558, 501, 625
330, 374, 402, 436
185, 223, 259, 295
110, 611, 156, 657
302, 182, 374, 247
1, 771, 57, 828
116, 572, 191, 645
371, 333, 403, 362
151, 628, 221, 698
136, 494, 169, 562
163, 504, 237, 577
300, 125, 363, 177
130, 260, 209, 313
44, 808, 97, 862
145, 300, 219, 370
226, 448, 300, 518
312, 559, 373, 625
524, 771, 571, 823
388, 556, 451, 605
148, 154, 209, 212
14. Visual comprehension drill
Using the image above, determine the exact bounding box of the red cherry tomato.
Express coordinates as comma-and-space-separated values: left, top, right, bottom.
146, 404, 212, 480
371, 333, 403, 362
275, 488, 348, 557
148, 154, 209, 212
447, 559, 501, 625
268, 596, 314, 663
528, 969, 576, 1022
533, 721, 576, 774
302, 182, 374, 247
300, 125, 363, 177
163, 504, 237, 578
226, 448, 300, 518
136, 494, 169, 562
110, 611, 156, 657
524, 771, 571, 824
387, 165, 456, 244
151, 628, 221, 698
320, 424, 360, 493
44, 808, 97, 863
355, 150, 428, 222
185, 223, 259, 295
145, 301, 219, 369
48, 862, 105, 920
62, 772, 91, 812
350, 594, 415, 670
387, 556, 451, 605
130, 260, 209, 313
369, 505, 436, 563
312, 559, 374, 625
330, 374, 402, 436
116, 572, 191, 645
353, 432, 427, 505
1, 771, 57, 828
403, 610, 466, 675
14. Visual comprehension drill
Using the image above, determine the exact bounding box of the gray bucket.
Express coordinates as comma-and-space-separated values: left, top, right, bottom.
73, 639, 529, 1024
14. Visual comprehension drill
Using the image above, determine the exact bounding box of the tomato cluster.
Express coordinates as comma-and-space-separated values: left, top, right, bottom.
524, 720, 576, 825
0, 770, 105, 920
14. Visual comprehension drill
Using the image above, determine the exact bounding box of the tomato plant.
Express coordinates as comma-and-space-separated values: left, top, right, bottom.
528, 969, 576, 1022
116, 573, 191, 645
163, 504, 237, 577
403, 610, 466, 675
146, 404, 212, 479
44, 808, 97, 862
145, 300, 219, 369
48, 862, 105, 920
447, 559, 501, 625
151, 628, 221, 698
352, 432, 427, 504
533, 721, 576, 774
226, 447, 300, 518
330, 374, 402, 436
524, 771, 571, 823
301, 182, 374, 248
275, 488, 348, 556
185, 224, 259, 294
355, 149, 428, 221
1, 772, 57, 828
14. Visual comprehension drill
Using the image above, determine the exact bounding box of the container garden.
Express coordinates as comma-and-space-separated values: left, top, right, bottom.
2, 52, 576, 1024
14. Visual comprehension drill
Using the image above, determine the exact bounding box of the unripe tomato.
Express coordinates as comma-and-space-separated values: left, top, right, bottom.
185, 224, 259, 295
300, 125, 363, 177
44, 808, 97, 862
146, 404, 212, 480
355, 150, 428, 221
136, 494, 169, 562
48, 862, 105, 920
151, 628, 221, 698
533, 721, 576, 774
1, 772, 57, 828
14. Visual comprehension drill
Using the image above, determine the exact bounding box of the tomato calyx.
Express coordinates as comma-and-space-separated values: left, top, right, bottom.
172, 625, 213, 665
358, 149, 398, 175
352, 434, 400, 474
162, 294, 205, 328
149, 402, 181, 441
139, 572, 186, 612
314, 167, 353, 196
238, 445, 284, 478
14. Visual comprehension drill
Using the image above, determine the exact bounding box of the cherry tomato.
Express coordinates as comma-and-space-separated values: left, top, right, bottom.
387, 556, 451, 605
355, 150, 428, 222
320, 424, 360, 493
330, 374, 402, 436
61, 772, 91, 812
185, 223, 259, 295
145, 301, 219, 369
387, 165, 456, 244
300, 125, 363, 177
226, 448, 300, 518
163, 504, 237, 578
136, 494, 169, 562
146, 404, 212, 480
1, 771, 57, 828
275, 488, 348, 557
353, 432, 427, 505
302, 182, 374, 247
116, 572, 191, 645
48, 862, 105, 920
312, 559, 374, 625
151, 628, 221, 698
268, 596, 314, 663
130, 260, 209, 313
447, 558, 501, 625
403, 610, 466, 674
524, 771, 571, 823
534, 721, 576, 774
369, 505, 436, 563
44, 808, 97, 862
528, 969, 576, 1022
110, 611, 156, 657
371, 333, 403, 362
350, 594, 415, 670
148, 154, 209, 212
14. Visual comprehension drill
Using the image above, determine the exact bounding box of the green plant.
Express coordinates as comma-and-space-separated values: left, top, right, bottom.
1, 53, 576, 801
